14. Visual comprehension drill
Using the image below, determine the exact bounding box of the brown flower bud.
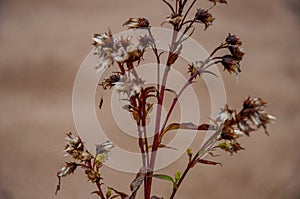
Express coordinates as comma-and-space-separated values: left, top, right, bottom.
229, 45, 245, 61
195, 9, 214, 30
221, 55, 241, 74
226, 33, 242, 46
162, 14, 183, 26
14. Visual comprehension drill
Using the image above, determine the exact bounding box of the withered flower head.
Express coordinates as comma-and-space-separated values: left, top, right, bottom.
114, 77, 145, 97
238, 97, 276, 135
118, 36, 132, 50
195, 9, 214, 30
229, 45, 245, 61
215, 140, 245, 155
64, 132, 84, 159
92, 30, 114, 47
57, 162, 77, 177
138, 34, 153, 49
123, 17, 150, 29
208, 0, 228, 5
221, 55, 241, 75
64, 132, 94, 161
215, 105, 235, 123
219, 126, 244, 140
96, 140, 114, 156
100, 74, 121, 90
226, 33, 242, 46
162, 14, 182, 26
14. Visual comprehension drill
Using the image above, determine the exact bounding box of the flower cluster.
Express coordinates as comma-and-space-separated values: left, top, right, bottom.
56, 133, 114, 194
187, 34, 245, 79
221, 34, 245, 75
64, 132, 93, 161
92, 29, 152, 73
214, 97, 276, 154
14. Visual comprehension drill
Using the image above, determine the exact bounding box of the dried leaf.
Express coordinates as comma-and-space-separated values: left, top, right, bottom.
160, 122, 216, 141
197, 159, 222, 166
55, 176, 61, 195
99, 96, 104, 110
129, 167, 147, 199
149, 144, 177, 150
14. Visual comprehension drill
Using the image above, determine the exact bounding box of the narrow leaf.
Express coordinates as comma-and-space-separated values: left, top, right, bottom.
108, 187, 129, 199
197, 159, 222, 166
160, 122, 216, 141
153, 174, 175, 183
129, 167, 147, 199
149, 144, 177, 150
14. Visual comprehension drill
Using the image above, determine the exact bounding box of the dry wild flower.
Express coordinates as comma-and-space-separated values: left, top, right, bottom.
195, 9, 214, 30
226, 33, 242, 46
92, 30, 147, 73
114, 77, 145, 97
162, 14, 183, 26
100, 74, 121, 90
56, 1, 275, 199
213, 97, 275, 154
57, 162, 78, 178
95, 141, 114, 163
221, 55, 241, 75
123, 17, 150, 29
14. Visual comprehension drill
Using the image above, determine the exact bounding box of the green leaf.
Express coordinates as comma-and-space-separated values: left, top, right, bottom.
153, 174, 178, 191
153, 174, 175, 183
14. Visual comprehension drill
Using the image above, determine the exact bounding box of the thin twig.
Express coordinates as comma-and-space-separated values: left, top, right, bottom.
179, 0, 197, 29
162, 0, 176, 14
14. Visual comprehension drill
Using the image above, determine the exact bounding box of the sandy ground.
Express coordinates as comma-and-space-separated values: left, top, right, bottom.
0, 0, 300, 199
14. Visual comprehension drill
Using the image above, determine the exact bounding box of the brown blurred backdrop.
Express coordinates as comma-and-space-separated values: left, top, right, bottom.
0, 0, 300, 199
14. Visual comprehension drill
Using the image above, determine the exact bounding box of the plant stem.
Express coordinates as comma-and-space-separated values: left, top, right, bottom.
96, 181, 106, 199
145, 26, 179, 199
169, 158, 194, 199
169, 126, 223, 199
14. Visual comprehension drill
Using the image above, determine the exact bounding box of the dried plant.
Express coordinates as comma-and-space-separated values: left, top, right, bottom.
55, 1, 275, 199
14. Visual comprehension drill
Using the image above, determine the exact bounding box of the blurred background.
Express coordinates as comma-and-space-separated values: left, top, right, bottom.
0, 0, 300, 198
